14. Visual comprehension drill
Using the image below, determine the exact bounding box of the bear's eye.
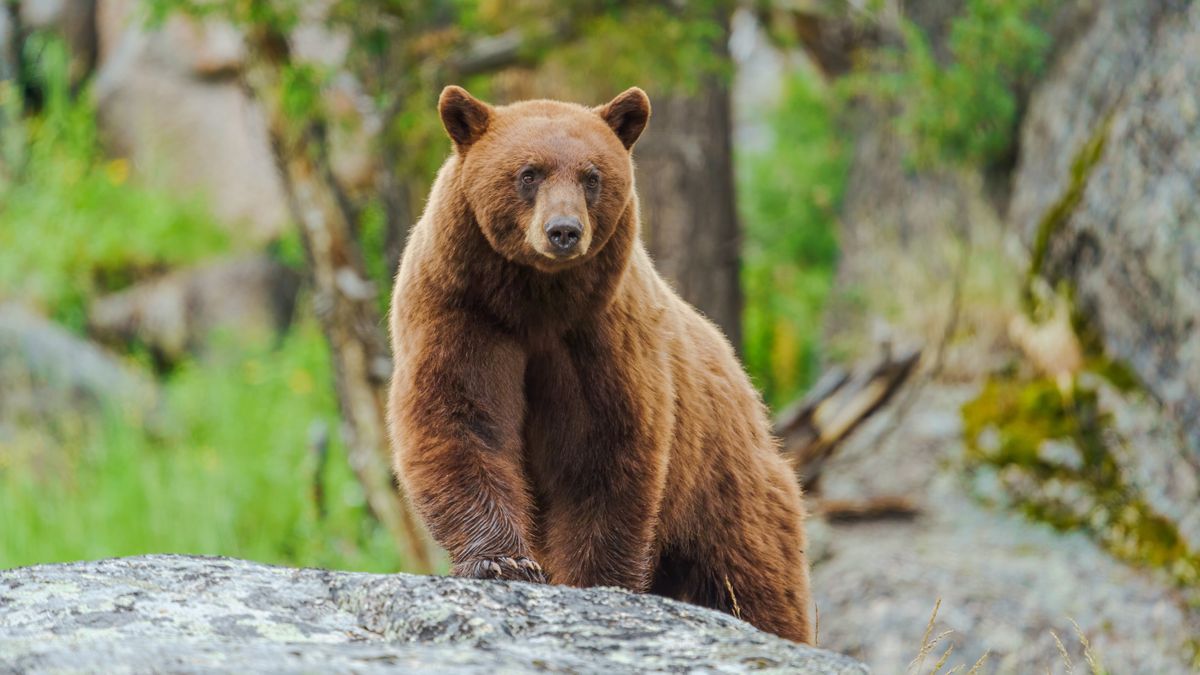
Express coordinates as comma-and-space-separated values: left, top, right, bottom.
585, 174, 600, 190
520, 169, 538, 185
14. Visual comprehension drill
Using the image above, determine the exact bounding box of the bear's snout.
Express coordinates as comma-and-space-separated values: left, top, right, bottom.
544, 216, 583, 255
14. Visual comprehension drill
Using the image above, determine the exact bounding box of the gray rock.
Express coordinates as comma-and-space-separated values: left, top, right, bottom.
0, 303, 156, 429
0, 555, 868, 674
93, 0, 289, 242
1010, 0, 1200, 457
91, 0, 377, 241
86, 255, 300, 363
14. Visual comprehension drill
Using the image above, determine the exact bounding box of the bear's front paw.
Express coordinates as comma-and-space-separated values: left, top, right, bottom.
454, 556, 548, 583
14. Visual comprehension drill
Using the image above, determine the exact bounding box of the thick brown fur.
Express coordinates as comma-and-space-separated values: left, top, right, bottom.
388, 86, 813, 643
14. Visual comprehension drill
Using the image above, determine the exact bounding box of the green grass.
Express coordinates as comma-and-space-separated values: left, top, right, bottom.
0, 40, 393, 573
0, 324, 406, 573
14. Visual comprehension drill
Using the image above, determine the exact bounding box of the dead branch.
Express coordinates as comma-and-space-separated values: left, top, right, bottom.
775, 344, 922, 491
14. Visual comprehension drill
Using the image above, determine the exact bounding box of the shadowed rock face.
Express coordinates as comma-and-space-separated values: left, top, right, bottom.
0, 555, 868, 674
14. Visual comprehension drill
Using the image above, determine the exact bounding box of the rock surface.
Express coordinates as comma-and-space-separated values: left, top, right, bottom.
1011, 0, 1200, 457
0, 555, 868, 674
86, 255, 300, 362
811, 386, 1200, 674
92, 0, 290, 242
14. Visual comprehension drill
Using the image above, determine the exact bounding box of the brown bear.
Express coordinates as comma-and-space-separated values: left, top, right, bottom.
387, 85, 813, 643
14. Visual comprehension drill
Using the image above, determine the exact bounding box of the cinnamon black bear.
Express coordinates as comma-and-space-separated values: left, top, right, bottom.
388, 85, 813, 643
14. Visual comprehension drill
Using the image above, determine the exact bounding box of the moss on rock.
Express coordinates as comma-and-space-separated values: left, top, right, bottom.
962, 372, 1200, 588
1023, 113, 1113, 313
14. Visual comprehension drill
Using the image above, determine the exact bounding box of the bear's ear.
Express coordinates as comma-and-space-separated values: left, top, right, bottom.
439, 85, 492, 151
595, 87, 651, 150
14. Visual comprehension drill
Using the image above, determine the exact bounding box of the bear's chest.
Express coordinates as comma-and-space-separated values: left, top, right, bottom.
520, 337, 642, 494
522, 343, 593, 479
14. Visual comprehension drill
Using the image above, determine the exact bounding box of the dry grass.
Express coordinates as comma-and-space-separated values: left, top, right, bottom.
815, 603, 820, 646
722, 576, 743, 620
965, 651, 990, 674
908, 598, 955, 675
1051, 631, 1074, 673
1071, 619, 1105, 675
907, 600, 1102, 674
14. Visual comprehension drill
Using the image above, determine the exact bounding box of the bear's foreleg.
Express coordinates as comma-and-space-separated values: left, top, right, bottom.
391, 317, 545, 582
537, 453, 666, 590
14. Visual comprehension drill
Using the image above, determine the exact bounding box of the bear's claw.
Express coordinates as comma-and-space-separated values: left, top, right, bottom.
454, 556, 548, 583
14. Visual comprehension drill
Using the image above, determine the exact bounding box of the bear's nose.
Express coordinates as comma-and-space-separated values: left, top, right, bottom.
544, 216, 583, 254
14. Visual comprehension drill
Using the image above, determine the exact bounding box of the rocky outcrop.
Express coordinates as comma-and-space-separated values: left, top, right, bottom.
810, 2, 1200, 670
810, 386, 1200, 674
1010, 0, 1200, 456
0, 555, 867, 674
1002, 0, 1200, 563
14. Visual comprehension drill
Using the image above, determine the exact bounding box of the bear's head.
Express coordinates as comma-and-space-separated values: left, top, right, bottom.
438, 85, 650, 273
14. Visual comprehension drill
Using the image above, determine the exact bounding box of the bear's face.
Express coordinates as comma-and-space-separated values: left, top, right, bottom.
439, 86, 650, 273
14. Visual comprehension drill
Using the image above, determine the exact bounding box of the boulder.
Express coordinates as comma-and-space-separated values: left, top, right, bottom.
90, 0, 377, 242
86, 255, 300, 363
1004, 0, 1200, 553
93, 0, 289, 242
0, 302, 156, 430
0, 555, 868, 674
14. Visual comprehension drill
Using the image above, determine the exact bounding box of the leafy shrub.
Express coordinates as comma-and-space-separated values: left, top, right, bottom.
854, 0, 1054, 168
0, 38, 228, 329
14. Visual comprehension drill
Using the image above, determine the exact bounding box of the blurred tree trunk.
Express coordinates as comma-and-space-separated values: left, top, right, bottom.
241, 31, 436, 574
635, 42, 743, 351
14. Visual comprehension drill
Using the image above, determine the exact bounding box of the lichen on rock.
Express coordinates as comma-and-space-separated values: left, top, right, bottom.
0, 555, 869, 674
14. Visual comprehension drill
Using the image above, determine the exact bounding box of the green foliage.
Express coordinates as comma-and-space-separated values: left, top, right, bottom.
853, 0, 1054, 168
279, 62, 328, 124
542, 3, 729, 95
740, 72, 846, 407
0, 324, 406, 573
0, 38, 228, 329
962, 373, 1200, 588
